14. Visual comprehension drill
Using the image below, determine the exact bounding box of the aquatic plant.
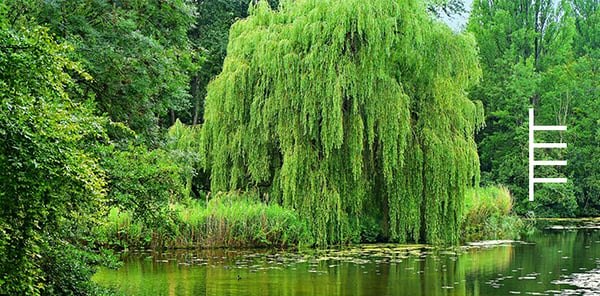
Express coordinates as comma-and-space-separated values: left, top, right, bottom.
462, 185, 524, 241
201, 0, 483, 245
96, 191, 309, 249
173, 191, 310, 248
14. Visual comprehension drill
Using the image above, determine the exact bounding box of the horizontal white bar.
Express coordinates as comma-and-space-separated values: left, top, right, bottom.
533, 160, 567, 166
533, 143, 567, 149
533, 178, 568, 183
533, 125, 567, 131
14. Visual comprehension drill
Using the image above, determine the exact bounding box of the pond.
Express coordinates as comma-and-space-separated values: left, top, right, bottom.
94, 221, 600, 295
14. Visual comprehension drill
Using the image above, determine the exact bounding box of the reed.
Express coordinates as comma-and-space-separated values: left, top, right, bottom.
97, 186, 524, 248
95, 208, 150, 249
96, 191, 310, 249
462, 185, 524, 242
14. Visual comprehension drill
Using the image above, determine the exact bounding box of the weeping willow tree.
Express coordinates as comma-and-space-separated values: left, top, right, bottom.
201, 0, 483, 245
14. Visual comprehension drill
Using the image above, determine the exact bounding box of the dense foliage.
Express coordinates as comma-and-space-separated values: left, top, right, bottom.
188, 0, 280, 125
1, 0, 598, 294
201, 0, 483, 245
9, 0, 198, 143
468, 0, 599, 217
0, 12, 108, 294
0, 1, 196, 294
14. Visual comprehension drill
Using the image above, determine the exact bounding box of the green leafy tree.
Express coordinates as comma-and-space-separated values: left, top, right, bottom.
467, 0, 581, 215
426, 0, 466, 17
164, 120, 205, 198
188, 0, 279, 125
570, 0, 600, 57
98, 143, 187, 231
201, 0, 483, 245
0, 12, 109, 295
537, 0, 600, 215
468, 0, 599, 217
7, 0, 198, 143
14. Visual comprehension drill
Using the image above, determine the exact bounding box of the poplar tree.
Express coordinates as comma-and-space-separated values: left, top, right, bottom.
201, 0, 483, 245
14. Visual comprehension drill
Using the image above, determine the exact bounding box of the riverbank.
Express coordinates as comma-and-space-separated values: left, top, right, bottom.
95, 185, 525, 249
96, 191, 310, 249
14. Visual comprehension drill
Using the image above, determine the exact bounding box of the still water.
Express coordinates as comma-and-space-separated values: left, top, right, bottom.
94, 223, 600, 295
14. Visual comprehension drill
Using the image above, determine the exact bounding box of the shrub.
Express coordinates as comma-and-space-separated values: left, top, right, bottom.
462, 185, 525, 242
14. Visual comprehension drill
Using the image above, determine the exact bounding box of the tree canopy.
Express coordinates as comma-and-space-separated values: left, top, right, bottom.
10, 0, 198, 143
0, 15, 107, 294
201, 0, 483, 245
468, 0, 600, 216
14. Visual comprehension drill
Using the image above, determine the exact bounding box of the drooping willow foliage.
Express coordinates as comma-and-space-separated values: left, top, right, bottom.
201, 0, 483, 245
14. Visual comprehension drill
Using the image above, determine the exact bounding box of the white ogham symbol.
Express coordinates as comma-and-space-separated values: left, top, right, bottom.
528, 108, 568, 202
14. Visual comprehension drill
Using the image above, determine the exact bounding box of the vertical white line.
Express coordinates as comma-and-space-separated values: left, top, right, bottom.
529, 108, 534, 201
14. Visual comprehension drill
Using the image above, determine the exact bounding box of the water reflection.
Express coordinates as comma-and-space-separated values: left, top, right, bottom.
94, 227, 600, 295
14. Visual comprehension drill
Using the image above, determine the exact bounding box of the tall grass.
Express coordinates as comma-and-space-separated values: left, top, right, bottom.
96, 191, 310, 249
95, 208, 152, 249
97, 186, 525, 248
462, 185, 525, 242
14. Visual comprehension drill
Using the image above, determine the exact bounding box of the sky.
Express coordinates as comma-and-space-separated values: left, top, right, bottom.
439, 0, 474, 31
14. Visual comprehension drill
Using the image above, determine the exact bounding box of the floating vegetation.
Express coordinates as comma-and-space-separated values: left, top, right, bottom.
93, 223, 600, 295
547, 224, 600, 230
113, 243, 513, 274
467, 240, 519, 248
552, 267, 600, 295
517, 273, 540, 280
534, 218, 600, 230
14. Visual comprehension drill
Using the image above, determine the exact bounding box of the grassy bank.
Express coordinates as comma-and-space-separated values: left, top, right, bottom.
462, 185, 526, 242
97, 186, 526, 249
96, 191, 311, 249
